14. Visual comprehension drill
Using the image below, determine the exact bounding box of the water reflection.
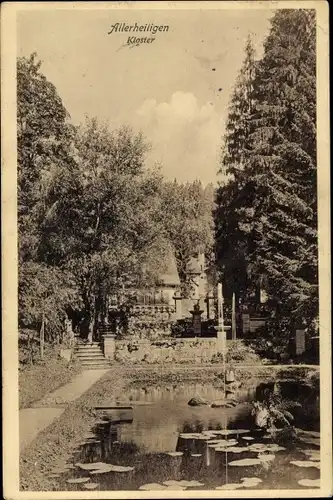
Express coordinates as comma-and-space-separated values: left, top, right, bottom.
58, 382, 320, 491
114, 383, 252, 453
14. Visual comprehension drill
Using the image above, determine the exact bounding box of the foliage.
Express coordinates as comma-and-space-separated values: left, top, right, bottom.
170, 318, 193, 337
19, 261, 81, 342
161, 180, 215, 296
17, 54, 80, 348
226, 340, 261, 363
211, 340, 261, 364
244, 315, 292, 359
215, 10, 318, 331
215, 37, 257, 300
252, 382, 302, 432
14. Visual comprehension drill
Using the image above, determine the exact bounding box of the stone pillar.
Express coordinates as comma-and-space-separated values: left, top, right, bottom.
103, 334, 116, 360
173, 290, 183, 320
295, 329, 306, 356
206, 291, 215, 320
190, 302, 204, 337
242, 313, 250, 335
216, 326, 227, 353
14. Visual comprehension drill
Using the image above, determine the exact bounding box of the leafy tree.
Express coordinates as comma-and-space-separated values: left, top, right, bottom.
39, 117, 170, 339
19, 261, 81, 342
17, 53, 79, 347
161, 180, 215, 296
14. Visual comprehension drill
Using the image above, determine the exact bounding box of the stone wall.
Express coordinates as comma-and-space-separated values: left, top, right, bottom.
114, 337, 219, 364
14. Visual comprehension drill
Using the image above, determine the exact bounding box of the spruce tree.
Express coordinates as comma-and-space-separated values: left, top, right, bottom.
246, 9, 317, 322
215, 36, 257, 300
216, 10, 317, 328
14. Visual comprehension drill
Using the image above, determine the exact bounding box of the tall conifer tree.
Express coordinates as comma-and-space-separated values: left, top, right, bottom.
216, 10, 317, 327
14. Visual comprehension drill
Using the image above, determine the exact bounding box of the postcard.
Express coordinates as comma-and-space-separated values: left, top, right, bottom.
2, 1, 331, 499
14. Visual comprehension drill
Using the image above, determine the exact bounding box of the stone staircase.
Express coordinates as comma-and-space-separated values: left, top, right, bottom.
74, 341, 111, 370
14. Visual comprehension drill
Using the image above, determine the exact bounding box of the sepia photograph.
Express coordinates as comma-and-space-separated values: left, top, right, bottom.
1, 1, 331, 498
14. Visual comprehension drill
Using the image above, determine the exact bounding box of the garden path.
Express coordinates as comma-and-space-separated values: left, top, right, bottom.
20, 368, 110, 451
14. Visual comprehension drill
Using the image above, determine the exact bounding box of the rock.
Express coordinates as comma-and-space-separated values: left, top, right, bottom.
211, 401, 229, 408
188, 396, 209, 406
211, 399, 238, 408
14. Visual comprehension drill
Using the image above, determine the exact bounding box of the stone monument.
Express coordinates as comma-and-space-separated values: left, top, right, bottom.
190, 301, 204, 337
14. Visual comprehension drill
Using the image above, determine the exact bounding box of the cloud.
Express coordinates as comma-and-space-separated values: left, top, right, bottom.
135, 91, 224, 185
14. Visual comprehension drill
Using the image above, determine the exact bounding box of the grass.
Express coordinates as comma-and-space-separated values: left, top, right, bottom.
19, 362, 319, 491
19, 346, 82, 409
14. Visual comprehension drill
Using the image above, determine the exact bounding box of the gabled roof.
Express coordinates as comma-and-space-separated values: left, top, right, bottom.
158, 250, 181, 286
186, 256, 202, 275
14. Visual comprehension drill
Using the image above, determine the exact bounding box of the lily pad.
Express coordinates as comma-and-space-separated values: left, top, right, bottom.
83, 483, 99, 490
110, 465, 135, 472
48, 474, 61, 479
298, 479, 320, 487
163, 480, 203, 488
179, 433, 201, 439
242, 436, 255, 441
50, 467, 66, 474
139, 483, 168, 491
91, 464, 134, 473
191, 453, 202, 457
265, 444, 286, 452
163, 480, 181, 486
167, 485, 187, 490
299, 436, 320, 447
166, 452, 183, 457
290, 460, 320, 469
226, 447, 249, 453
209, 439, 238, 448
229, 458, 262, 466
258, 454, 275, 462
75, 462, 107, 471
90, 466, 114, 474
303, 450, 320, 461
241, 477, 263, 484
179, 480, 205, 487
297, 429, 320, 438
216, 483, 242, 490
67, 477, 90, 484
248, 443, 267, 450
211, 429, 249, 436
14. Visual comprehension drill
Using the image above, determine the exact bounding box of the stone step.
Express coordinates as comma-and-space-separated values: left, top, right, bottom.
80, 361, 111, 369
75, 346, 102, 351
82, 365, 111, 370
76, 342, 101, 347
75, 348, 103, 354
76, 354, 106, 361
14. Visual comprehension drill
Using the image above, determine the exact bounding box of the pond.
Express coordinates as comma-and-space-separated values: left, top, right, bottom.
50, 381, 320, 492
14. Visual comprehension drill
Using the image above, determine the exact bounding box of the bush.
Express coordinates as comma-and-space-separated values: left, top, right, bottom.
244, 316, 292, 360
211, 340, 261, 364
170, 318, 193, 337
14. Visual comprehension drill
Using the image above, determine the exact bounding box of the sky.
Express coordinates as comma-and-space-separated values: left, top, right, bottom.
17, 6, 273, 185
